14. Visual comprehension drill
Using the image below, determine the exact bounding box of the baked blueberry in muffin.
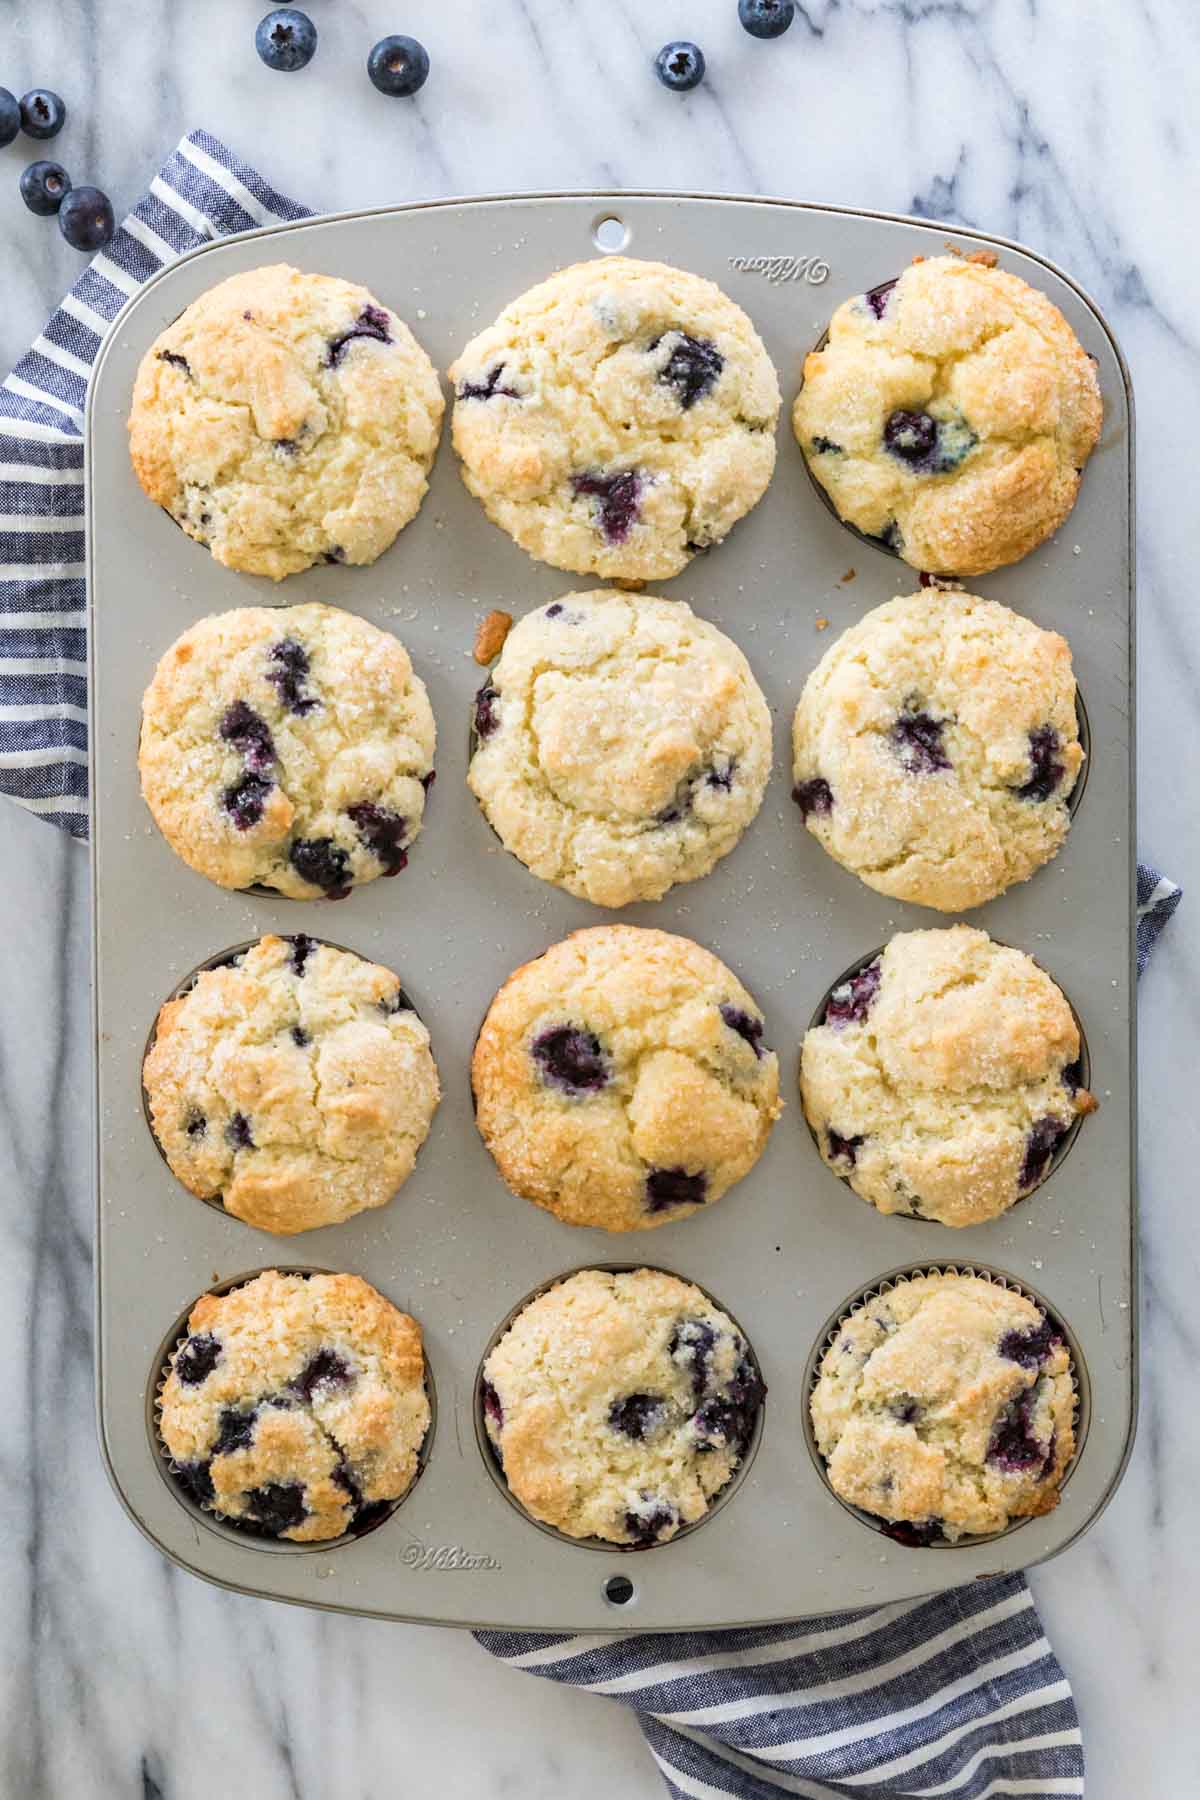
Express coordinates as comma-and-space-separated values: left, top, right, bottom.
793, 255, 1102, 576
482, 1267, 764, 1544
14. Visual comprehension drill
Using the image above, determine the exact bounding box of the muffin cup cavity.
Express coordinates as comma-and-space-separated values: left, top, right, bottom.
803, 942, 1093, 1213
473, 1262, 765, 1552
802, 1263, 1087, 1548
141, 935, 421, 1215
149, 1266, 436, 1554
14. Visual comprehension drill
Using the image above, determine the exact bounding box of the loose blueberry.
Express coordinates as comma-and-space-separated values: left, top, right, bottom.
266, 638, 318, 715
739, 0, 795, 38
289, 933, 316, 977
289, 837, 352, 898
213, 1407, 258, 1456
890, 705, 950, 774
654, 41, 706, 91
719, 1003, 765, 1058
184, 1108, 207, 1140
174, 1333, 222, 1386
608, 1393, 667, 1440
998, 1316, 1062, 1370
1020, 1117, 1067, 1191
826, 1127, 864, 1167
570, 470, 643, 544
646, 1167, 708, 1212
987, 1387, 1049, 1474
58, 186, 114, 252
1015, 725, 1065, 803
291, 1025, 311, 1048
255, 9, 318, 72
793, 776, 833, 818
669, 1317, 718, 1396
653, 332, 724, 408
177, 1460, 215, 1506
624, 1500, 677, 1544
865, 278, 898, 320
810, 435, 843, 456
825, 958, 881, 1027
0, 89, 19, 149
222, 771, 273, 831
245, 1482, 308, 1534
347, 802, 408, 876
20, 160, 71, 217
531, 1024, 609, 1094
219, 699, 275, 774
481, 1379, 504, 1431
157, 349, 191, 377
226, 1113, 254, 1151
19, 89, 66, 140
474, 683, 500, 741
457, 362, 520, 401
290, 1348, 353, 1402
881, 1518, 944, 1547
367, 34, 430, 97
327, 304, 392, 368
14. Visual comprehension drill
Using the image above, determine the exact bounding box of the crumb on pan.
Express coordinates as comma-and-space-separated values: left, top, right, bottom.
474, 610, 513, 665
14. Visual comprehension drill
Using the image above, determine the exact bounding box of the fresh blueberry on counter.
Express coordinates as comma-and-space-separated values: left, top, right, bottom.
368, 35, 430, 97
58, 186, 114, 252
19, 89, 66, 140
738, 0, 795, 38
654, 41, 706, 91
0, 89, 19, 148
255, 9, 318, 73
20, 161, 71, 217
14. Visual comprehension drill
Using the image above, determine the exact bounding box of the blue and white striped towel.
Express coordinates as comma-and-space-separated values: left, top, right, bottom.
0, 131, 1181, 1800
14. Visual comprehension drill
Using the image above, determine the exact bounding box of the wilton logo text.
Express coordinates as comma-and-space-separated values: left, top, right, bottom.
729, 254, 830, 285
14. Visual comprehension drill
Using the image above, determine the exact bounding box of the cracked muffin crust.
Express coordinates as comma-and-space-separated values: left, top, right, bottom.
449, 256, 781, 581
810, 1272, 1076, 1541
469, 589, 771, 907
793, 255, 1102, 576
791, 589, 1083, 911
128, 263, 444, 580
800, 926, 1094, 1228
482, 1267, 764, 1545
139, 603, 435, 899
144, 934, 440, 1234
472, 925, 782, 1232
159, 1270, 430, 1542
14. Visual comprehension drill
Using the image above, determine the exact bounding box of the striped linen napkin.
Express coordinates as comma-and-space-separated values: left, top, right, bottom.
0, 131, 1180, 1800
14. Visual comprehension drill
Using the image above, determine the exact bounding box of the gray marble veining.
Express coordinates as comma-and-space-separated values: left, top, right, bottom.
1, 1, 1199, 1794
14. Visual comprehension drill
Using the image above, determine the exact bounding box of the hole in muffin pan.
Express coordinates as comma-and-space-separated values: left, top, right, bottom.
604, 1574, 637, 1608
592, 213, 629, 254
802, 943, 1093, 1218
140, 936, 421, 1215
146, 1266, 437, 1554
473, 1262, 766, 1553
801, 1262, 1090, 1548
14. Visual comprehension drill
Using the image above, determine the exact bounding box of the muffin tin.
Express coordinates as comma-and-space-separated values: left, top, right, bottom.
88, 192, 1135, 1630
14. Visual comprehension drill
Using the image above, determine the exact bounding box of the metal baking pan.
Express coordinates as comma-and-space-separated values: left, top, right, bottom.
88, 192, 1135, 1631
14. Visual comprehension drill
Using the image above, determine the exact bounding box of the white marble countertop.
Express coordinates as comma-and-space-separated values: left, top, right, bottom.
2, 1, 1198, 1793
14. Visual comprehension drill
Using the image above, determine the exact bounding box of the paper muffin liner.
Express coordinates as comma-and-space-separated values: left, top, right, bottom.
140, 936, 421, 1219
150, 1265, 434, 1554
474, 1260, 766, 1554
802, 942, 1094, 1217
802, 1262, 1086, 1549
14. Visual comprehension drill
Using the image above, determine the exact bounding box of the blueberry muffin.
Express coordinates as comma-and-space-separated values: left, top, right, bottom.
472, 925, 782, 1231
449, 257, 780, 581
140, 603, 435, 899
793, 255, 1103, 576
158, 1270, 430, 1542
810, 1272, 1076, 1541
144, 934, 440, 1234
128, 263, 444, 580
792, 590, 1083, 911
469, 590, 771, 907
800, 927, 1094, 1228
482, 1267, 764, 1545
